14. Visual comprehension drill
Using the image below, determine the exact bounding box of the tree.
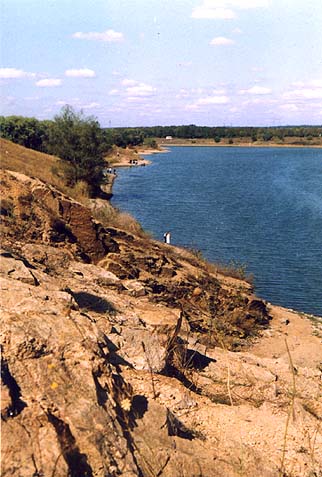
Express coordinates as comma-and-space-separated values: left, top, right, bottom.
144, 137, 157, 148
46, 106, 107, 196
0, 115, 49, 151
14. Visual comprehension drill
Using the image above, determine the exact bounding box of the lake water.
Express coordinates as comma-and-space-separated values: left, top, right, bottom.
112, 146, 322, 317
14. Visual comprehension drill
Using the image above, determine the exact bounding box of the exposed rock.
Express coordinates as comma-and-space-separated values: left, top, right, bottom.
1, 167, 321, 476
107, 305, 182, 372
0, 249, 39, 285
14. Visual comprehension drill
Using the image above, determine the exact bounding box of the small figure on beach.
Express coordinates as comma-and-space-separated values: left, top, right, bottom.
164, 231, 171, 244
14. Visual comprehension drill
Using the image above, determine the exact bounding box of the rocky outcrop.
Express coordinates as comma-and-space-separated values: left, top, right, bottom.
0, 170, 115, 262
1, 168, 321, 476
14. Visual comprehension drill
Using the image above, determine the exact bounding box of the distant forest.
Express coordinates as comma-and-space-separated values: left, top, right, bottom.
1, 113, 322, 153
110, 124, 322, 145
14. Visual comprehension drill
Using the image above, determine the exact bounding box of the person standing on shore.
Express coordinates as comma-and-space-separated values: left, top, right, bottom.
164, 231, 171, 244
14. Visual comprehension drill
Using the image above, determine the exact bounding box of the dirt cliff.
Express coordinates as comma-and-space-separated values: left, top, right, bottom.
1, 167, 321, 477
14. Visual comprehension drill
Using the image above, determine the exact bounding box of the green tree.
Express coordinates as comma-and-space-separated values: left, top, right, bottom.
46, 106, 107, 196
0, 115, 49, 151
144, 137, 157, 148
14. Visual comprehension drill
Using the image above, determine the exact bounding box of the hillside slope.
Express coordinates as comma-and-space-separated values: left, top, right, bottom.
1, 144, 321, 476
0, 138, 66, 190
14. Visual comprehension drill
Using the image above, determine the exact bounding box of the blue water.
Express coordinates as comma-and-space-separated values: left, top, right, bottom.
112, 147, 322, 317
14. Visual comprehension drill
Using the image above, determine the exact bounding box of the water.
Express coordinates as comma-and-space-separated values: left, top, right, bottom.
112, 146, 322, 317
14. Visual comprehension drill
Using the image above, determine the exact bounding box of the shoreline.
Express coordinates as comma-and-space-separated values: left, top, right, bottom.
102, 147, 168, 197
104, 139, 322, 199
159, 141, 322, 149
105, 145, 322, 320
105, 145, 169, 170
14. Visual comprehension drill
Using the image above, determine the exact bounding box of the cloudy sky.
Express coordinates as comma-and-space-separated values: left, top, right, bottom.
1, 0, 322, 126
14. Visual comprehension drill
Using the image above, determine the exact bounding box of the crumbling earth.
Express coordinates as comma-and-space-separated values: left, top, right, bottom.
1, 169, 321, 476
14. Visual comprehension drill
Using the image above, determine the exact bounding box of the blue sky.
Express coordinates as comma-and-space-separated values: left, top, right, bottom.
1, 0, 322, 127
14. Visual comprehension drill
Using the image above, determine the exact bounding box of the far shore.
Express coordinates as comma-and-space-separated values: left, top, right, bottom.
103, 138, 321, 197
159, 139, 322, 149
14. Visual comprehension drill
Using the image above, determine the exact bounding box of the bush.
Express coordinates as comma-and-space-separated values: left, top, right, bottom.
144, 137, 157, 148
0, 115, 49, 151
46, 106, 107, 197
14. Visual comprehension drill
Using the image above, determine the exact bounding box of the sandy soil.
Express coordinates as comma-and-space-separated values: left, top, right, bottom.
105, 145, 168, 169
158, 138, 322, 148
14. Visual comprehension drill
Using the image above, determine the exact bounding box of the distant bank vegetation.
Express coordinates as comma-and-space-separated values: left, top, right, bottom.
136, 124, 322, 143
1, 107, 321, 195
2, 110, 321, 156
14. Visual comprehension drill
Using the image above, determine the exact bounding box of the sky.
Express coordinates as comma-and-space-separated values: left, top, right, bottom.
1, 0, 322, 127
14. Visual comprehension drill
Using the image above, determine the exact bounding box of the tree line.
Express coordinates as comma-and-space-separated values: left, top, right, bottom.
0, 107, 114, 196
115, 124, 322, 141
1, 109, 321, 196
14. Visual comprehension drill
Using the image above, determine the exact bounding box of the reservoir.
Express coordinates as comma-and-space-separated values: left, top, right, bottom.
112, 146, 322, 317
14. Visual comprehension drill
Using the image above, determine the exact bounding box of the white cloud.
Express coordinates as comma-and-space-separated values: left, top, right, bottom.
65, 68, 96, 78
232, 27, 243, 34
126, 96, 149, 103
309, 102, 322, 109
0, 67, 35, 79
192, 87, 206, 94
311, 79, 322, 88
283, 79, 322, 101
176, 89, 190, 99
109, 89, 119, 95
107, 106, 122, 113
212, 88, 226, 94
36, 78, 62, 87
72, 29, 124, 42
185, 104, 199, 111
192, 0, 269, 19
197, 95, 230, 104
55, 99, 99, 110
192, 7, 236, 19
284, 88, 322, 100
234, 0, 269, 7
1, 95, 15, 105
239, 85, 272, 95
279, 104, 298, 112
121, 79, 156, 98
251, 66, 264, 72
126, 83, 156, 97
210, 36, 234, 46
241, 98, 277, 106
122, 79, 138, 87
291, 81, 305, 88
186, 94, 230, 110
82, 102, 100, 109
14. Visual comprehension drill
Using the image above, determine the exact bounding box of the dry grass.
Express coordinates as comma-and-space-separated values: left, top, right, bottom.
0, 138, 91, 204
0, 139, 154, 237
91, 202, 150, 237
171, 245, 254, 284
1, 138, 64, 188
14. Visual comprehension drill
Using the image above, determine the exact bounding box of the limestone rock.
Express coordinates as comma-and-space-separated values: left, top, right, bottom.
1, 164, 321, 476
0, 249, 38, 285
